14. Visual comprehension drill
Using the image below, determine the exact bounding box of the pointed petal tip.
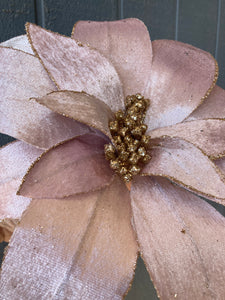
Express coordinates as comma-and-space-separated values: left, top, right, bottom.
27, 22, 124, 111
17, 134, 114, 199
145, 39, 218, 130
149, 119, 225, 158
25, 22, 33, 41
25, 21, 30, 29
186, 85, 225, 121
72, 18, 152, 96
16, 189, 21, 196
0, 45, 93, 148
33, 90, 113, 140
143, 136, 225, 205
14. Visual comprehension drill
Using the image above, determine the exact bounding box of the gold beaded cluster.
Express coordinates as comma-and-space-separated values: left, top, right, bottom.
104, 94, 151, 182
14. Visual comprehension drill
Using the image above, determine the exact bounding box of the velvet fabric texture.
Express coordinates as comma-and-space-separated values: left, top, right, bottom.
0, 18, 225, 299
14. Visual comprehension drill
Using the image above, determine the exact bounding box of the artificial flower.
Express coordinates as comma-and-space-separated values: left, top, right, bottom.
0, 18, 225, 299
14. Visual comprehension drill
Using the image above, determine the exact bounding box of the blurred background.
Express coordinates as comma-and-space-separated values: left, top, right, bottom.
0, 1, 225, 299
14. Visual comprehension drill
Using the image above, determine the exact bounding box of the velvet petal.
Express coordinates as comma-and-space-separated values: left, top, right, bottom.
143, 137, 225, 204
0, 141, 43, 242
26, 23, 124, 111
1, 35, 34, 54
131, 176, 225, 299
72, 18, 152, 96
0, 141, 42, 220
18, 133, 113, 199
0, 47, 91, 149
35, 91, 113, 138
186, 85, 225, 121
0, 178, 137, 299
149, 119, 225, 159
214, 157, 225, 174
145, 40, 218, 130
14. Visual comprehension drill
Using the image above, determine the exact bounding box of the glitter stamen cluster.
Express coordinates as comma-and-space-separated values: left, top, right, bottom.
104, 94, 151, 182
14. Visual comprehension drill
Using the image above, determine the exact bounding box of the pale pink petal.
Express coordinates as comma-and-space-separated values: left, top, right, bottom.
35, 91, 113, 139
149, 119, 225, 159
0, 177, 137, 299
72, 18, 152, 96
145, 40, 218, 130
131, 176, 225, 299
0, 193, 97, 298
186, 85, 225, 121
0, 141, 42, 220
18, 133, 113, 199
214, 157, 225, 175
1, 35, 34, 54
0, 47, 91, 149
0, 141, 43, 242
27, 23, 124, 111
143, 137, 225, 204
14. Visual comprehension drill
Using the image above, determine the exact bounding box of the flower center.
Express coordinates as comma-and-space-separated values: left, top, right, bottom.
104, 94, 151, 182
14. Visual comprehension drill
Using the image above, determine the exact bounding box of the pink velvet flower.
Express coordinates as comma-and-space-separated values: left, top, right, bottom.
0, 18, 225, 299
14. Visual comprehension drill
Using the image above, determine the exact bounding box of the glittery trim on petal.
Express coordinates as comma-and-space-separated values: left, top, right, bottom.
131, 176, 225, 299
214, 157, 225, 176
145, 40, 218, 130
34, 90, 114, 139
186, 85, 225, 121
26, 22, 124, 112
72, 18, 152, 97
149, 119, 225, 159
0, 47, 91, 149
18, 133, 114, 199
142, 136, 225, 204
0, 177, 138, 299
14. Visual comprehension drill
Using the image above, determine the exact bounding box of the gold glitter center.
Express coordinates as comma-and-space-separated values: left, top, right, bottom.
104, 94, 151, 182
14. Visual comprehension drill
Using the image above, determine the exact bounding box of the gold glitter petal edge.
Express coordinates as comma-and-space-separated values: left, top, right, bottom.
142, 135, 225, 203
210, 151, 225, 161
26, 21, 101, 90
25, 23, 61, 90
0, 45, 35, 57
150, 135, 225, 182
16, 134, 112, 198
184, 57, 219, 121
71, 20, 80, 38
17, 135, 85, 196
70, 20, 111, 61
0, 140, 17, 151
141, 173, 225, 204
185, 117, 225, 122
33, 90, 113, 140
25, 22, 124, 98
150, 124, 225, 160
33, 98, 111, 140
